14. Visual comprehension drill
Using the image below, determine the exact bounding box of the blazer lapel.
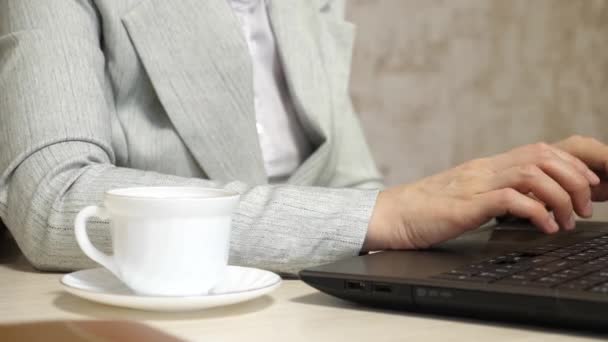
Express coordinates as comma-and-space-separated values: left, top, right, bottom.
122, 0, 267, 184
267, 0, 334, 185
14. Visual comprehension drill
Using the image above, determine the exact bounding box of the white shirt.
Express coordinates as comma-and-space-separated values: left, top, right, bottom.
228, 0, 312, 181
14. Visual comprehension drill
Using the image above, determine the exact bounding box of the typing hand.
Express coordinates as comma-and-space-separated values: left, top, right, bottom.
363, 137, 603, 251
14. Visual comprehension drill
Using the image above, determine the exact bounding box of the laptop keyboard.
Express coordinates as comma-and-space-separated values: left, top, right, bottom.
433, 234, 608, 293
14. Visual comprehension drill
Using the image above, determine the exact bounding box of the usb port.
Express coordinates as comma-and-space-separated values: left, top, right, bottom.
373, 283, 392, 293
345, 280, 367, 291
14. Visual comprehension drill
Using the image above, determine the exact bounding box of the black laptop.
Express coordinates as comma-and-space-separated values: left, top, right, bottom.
300, 220, 608, 330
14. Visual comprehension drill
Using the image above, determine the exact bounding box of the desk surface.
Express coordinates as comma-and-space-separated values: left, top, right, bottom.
0, 250, 606, 341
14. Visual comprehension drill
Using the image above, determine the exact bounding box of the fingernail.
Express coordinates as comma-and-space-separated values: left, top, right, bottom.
567, 214, 576, 230
587, 170, 600, 185
585, 201, 593, 217
548, 219, 559, 233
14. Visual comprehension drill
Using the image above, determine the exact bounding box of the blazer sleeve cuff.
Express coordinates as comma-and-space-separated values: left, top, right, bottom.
227, 184, 380, 276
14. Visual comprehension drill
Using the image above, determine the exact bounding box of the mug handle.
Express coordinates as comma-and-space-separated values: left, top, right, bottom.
74, 206, 118, 276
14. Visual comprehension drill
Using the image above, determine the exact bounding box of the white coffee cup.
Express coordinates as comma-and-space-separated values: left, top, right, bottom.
74, 186, 240, 296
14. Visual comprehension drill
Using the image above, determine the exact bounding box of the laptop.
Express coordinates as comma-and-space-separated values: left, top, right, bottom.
299, 220, 608, 330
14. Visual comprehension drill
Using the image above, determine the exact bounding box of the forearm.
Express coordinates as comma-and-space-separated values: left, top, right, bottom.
1, 141, 378, 274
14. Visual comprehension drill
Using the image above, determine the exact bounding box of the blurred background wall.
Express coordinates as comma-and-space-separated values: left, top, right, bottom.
346, 0, 608, 218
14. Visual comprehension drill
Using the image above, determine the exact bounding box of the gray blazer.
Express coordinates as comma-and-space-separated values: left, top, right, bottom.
0, 0, 382, 274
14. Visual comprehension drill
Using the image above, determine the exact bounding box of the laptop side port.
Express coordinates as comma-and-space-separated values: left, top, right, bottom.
372, 283, 393, 294
345, 280, 368, 291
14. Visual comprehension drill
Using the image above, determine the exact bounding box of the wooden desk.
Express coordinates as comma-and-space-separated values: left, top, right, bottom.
0, 242, 606, 341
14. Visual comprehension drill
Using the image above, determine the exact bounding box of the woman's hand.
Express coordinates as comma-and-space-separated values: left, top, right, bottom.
364, 137, 608, 251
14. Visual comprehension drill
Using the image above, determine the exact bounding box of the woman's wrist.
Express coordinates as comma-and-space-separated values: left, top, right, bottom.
363, 190, 400, 252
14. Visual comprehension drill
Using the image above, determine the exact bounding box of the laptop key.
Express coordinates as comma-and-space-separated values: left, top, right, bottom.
595, 270, 608, 277
581, 274, 608, 283
557, 268, 586, 276
476, 272, 503, 280
566, 251, 608, 262
493, 267, 521, 275
508, 274, 529, 280
557, 283, 590, 291
557, 280, 595, 290
552, 273, 583, 282
543, 251, 574, 258
578, 262, 606, 272
526, 256, 560, 266
521, 244, 563, 254
538, 260, 582, 272
517, 269, 551, 279
557, 245, 587, 253
527, 276, 563, 287
500, 272, 543, 283
559, 276, 606, 291
589, 285, 608, 294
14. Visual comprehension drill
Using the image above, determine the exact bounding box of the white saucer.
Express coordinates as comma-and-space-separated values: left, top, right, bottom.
60, 266, 281, 312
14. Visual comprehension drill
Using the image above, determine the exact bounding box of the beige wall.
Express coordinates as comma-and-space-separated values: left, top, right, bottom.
347, 0, 608, 185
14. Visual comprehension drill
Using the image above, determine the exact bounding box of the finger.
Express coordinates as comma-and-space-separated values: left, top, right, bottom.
555, 136, 608, 174
527, 192, 545, 205
549, 145, 600, 185
495, 193, 544, 222
492, 145, 592, 218
475, 188, 558, 234
492, 143, 598, 185
490, 143, 551, 170
488, 165, 575, 229
535, 153, 593, 218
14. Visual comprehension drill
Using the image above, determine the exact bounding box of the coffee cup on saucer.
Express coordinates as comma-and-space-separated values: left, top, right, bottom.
74, 186, 240, 297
